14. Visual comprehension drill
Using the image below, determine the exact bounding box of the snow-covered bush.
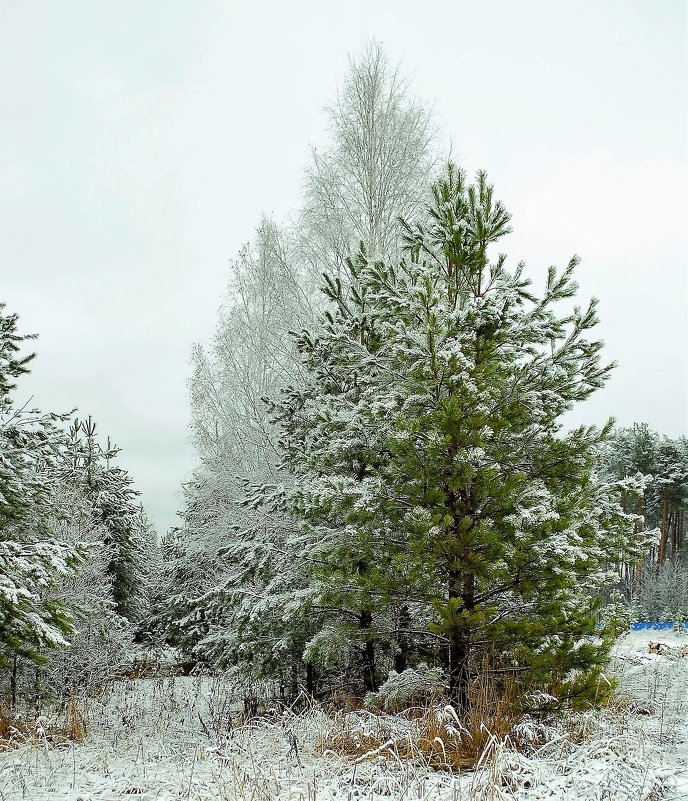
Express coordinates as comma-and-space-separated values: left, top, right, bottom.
365, 664, 446, 712
46, 540, 135, 698
600, 589, 634, 637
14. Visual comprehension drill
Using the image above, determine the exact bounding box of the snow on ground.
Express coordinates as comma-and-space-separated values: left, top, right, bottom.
0, 629, 686, 800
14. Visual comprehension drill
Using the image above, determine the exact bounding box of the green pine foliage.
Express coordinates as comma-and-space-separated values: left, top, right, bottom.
162, 45, 440, 694
64, 417, 150, 623
1, 301, 153, 690
266, 165, 642, 710
0, 303, 84, 666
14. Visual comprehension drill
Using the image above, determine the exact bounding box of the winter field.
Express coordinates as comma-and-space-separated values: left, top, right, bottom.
0, 629, 686, 801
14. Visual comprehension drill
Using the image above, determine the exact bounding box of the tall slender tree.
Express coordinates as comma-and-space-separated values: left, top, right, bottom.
300, 40, 437, 279
63, 417, 150, 623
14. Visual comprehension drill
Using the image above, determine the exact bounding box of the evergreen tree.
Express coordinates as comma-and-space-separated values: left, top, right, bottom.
63, 417, 149, 623
267, 165, 642, 710
654, 437, 687, 566
42, 483, 135, 698
0, 302, 84, 666
602, 425, 687, 594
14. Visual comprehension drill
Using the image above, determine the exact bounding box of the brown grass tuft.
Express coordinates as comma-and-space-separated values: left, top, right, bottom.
0, 698, 86, 750
65, 697, 86, 743
0, 704, 34, 750
413, 674, 519, 770
317, 671, 521, 771
318, 720, 386, 759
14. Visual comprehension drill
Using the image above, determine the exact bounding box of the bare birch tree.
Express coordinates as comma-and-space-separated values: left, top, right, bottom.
300, 40, 438, 279
166, 43, 441, 683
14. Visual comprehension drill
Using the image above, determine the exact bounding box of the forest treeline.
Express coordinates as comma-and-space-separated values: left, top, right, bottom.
1, 45, 686, 714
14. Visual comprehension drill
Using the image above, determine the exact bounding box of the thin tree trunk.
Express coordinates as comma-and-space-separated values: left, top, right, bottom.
635, 496, 644, 586
394, 605, 411, 673
679, 510, 684, 555
10, 651, 18, 710
658, 490, 669, 568
305, 660, 316, 697
359, 609, 376, 692
355, 557, 377, 693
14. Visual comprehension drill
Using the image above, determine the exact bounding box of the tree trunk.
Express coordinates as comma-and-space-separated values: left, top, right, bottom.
305, 660, 316, 697
447, 571, 475, 712
634, 495, 644, 586
394, 605, 411, 673
658, 489, 669, 568
355, 557, 377, 693
448, 626, 471, 712
679, 510, 684, 555
289, 654, 299, 701
10, 651, 18, 710
359, 609, 376, 692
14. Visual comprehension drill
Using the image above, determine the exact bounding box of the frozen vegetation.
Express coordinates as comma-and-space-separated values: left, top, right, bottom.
0, 628, 686, 800
1, 41, 686, 801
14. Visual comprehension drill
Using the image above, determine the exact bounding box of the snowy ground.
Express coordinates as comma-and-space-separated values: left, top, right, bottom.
0, 629, 686, 800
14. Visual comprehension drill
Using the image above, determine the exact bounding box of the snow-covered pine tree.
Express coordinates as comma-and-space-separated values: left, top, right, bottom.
42, 483, 135, 699
602, 425, 687, 597
268, 164, 642, 711
0, 302, 84, 669
63, 416, 150, 623
654, 437, 687, 567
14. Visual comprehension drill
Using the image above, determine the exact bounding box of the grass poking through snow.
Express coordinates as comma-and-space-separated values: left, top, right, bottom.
0, 629, 686, 800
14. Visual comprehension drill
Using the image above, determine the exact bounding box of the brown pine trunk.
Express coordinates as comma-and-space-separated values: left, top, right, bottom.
394, 605, 411, 673
671, 510, 679, 557
658, 490, 669, 568
635, 496, 644, 586
448, 571, 475, 712
360, 609, 376, 692
679, 510, 684, 555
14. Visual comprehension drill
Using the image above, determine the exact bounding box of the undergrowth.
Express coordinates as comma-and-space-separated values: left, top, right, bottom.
318, 666, 630, 773
0, 697, 86, 750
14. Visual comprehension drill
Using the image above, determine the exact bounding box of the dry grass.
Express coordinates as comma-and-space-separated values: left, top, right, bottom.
0, 697, 86, 751
0, 704, 35, 748
317, 719, 390, 759
0, 634, 684, 801
411, 674, 520, 770
318, 673, 521, 772
65, 696, 87, 743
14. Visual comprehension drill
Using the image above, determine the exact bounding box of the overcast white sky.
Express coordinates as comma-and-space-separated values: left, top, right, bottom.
2, 0, 686, 535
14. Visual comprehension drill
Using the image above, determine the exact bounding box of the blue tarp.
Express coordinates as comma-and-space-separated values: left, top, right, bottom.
630, 621, 688, 630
